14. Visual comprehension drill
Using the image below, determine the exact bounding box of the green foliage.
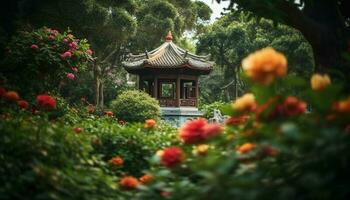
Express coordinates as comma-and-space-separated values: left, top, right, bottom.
199, 101, 226, 119
0, 27, 92, 98
82, 118, 177, 176
0, 115, 122, 200
111, 90, 161, 123
197, 11, 314, 102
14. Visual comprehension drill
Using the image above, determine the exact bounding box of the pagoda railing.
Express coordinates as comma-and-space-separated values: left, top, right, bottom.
159, 98, 196, 107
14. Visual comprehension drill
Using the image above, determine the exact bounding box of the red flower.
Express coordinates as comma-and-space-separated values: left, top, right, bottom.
119, 176, 139, 190
283, 96, 307, 117
0, 87, 7, 97
4, 91, 20, 101
66, 73, 75, 80
30, 44, 39, 49
60, 51, 72, 59
86, 49, 93, 55
161, 147, 185, 168
225, 115, 249, 125
88, 104, 94, 113
17, 100, 29, 109
105, 111, 113, 117
36, 95, 57, 110
73, 127, 82, 134
179, 118, 222, 144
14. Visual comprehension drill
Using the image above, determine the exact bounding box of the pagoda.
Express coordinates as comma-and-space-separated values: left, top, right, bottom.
122, 31, 214, 126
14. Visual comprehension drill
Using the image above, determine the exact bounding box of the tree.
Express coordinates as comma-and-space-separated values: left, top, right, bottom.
217, 0, 350, 81
197, 11, 314, 103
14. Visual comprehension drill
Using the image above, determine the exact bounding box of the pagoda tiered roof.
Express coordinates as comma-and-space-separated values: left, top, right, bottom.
122, 32, 214, 75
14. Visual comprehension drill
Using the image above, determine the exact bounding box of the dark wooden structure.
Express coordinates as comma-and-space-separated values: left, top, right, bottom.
122, 32, 214, 107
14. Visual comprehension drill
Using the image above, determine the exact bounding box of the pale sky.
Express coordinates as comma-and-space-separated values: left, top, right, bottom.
198, 0, 230, 22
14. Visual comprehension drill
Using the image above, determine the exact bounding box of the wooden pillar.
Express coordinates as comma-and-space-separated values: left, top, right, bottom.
195, 77, 199, 107
153, 76, 158, 99
138, 76, 143, 90
176, 76, 180, 107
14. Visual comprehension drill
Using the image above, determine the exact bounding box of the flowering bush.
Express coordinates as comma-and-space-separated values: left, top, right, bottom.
1, 27, 92, 98
131, 47, 350, 200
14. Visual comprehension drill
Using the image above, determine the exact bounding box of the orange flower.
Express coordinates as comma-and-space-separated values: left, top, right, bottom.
4, 91, 20, 101
242, 47, 287, 85
73, 127, 82, 134
237, 143, 256, 154
139, 174, 153, 184
232, 93, 256, 113
119, 176, 139, 190
333, 97, 350, 113
144, 119, 156, 129
310, 74, 331, 91
88, 104, 94, 113
194, 144, 209, 155
109, 156, 123, 166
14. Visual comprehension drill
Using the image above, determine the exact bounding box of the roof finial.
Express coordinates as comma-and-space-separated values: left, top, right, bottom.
165, 31, 173, 42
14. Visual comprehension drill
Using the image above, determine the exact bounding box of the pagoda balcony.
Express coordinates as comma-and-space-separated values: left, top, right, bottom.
159, 98, 197, 107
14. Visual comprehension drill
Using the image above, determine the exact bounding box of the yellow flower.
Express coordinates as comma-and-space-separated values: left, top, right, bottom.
242, 47, 287, 85
310, 74, 331, 91
194, 144, 209, 155
232, 93, 256, 112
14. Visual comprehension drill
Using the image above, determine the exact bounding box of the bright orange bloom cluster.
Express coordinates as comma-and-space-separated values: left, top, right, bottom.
179, 118, 222, 144
139, 174, 153, 184
161, 147, 185, 168
333, 97, 350, 113
237, 143, 256, 154
242, 47, 287, 85
144, 119, 156, 129
4, 91, 20, 102
119, 176, 139, 190
88, 104, 94, 113
109, 156, 124, 166
310, 74, 331, 91
232, 93, 256, 113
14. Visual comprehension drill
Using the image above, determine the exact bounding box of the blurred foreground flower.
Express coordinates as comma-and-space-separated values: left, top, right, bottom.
161, 147, 185, 168
179, 118, 222, 144
232, 93, 256, 113
36, 95, 57, 110
17, 100, 29, 109
139, 174, 153, 184
4, 91, 20, 102
237, 143, 256, 154
242, 47, 287, 85
310, 74, 331, 91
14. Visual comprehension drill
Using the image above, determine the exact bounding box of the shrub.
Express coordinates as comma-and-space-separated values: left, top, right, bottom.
1, 27, 92, 98
111, 90, 161, 122
81, 118, 177, 176
0, 115, 122, 200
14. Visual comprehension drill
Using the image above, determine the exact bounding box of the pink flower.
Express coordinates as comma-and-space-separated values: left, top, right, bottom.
86, 49, 93, 55
31, 44, 39, 49
67, 73, 75, 80
71, 67, 78, 73
69, 42, 78, 49
63, 38, 69, 43
48, 35, 55, 40
60, 51, 72, 59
